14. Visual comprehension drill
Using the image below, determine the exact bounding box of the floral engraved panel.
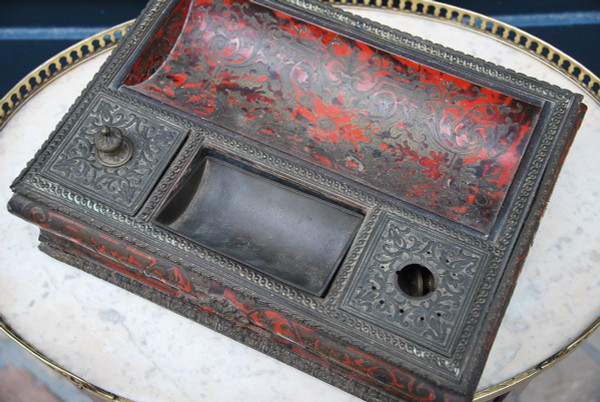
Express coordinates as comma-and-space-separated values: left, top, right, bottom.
341, 213, 490, 353
42, 95, 186, 214
124, 0, 541, 233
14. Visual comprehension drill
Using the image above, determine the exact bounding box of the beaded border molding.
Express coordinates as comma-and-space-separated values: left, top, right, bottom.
3, 1, 600, 131
0, 2, 598, 401
330, 0, 600, 102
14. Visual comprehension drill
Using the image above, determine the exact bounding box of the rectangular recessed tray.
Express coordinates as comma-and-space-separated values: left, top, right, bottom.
7, 0, 587, 400
156, 156, 363, 297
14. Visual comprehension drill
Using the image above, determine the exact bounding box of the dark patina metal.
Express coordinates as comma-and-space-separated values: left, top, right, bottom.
93, 126, 134, 167
8, 0, 587, 400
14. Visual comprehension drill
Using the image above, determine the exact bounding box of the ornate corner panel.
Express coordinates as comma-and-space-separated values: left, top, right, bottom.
7, 0, 588, 400
40, 94, 187, 215
341, 212, 491, 355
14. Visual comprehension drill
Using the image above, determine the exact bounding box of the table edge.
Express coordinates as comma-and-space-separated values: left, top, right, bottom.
0, 4, 598, 401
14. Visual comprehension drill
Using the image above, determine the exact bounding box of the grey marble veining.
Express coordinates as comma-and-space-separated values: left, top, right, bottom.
0, 7, 598, 401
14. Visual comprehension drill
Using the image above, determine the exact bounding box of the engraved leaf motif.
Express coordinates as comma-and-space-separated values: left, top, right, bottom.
46, 99, 180, 211
377, 224, 411, 264
348, 218, 486, 347
123, 0, 539, 232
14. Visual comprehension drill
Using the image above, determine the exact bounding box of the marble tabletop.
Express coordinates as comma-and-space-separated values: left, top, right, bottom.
0, 6, 599, 401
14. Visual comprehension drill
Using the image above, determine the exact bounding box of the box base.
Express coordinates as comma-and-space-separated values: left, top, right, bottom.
37, 230, 396, 402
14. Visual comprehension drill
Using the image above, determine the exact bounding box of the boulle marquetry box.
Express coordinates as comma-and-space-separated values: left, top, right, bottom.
8, 0, 587, 400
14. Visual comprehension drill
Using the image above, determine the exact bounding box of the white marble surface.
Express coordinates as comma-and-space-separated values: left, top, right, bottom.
0, 7, 598, 401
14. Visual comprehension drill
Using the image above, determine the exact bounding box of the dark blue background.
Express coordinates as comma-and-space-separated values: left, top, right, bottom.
1, 0, 599, 98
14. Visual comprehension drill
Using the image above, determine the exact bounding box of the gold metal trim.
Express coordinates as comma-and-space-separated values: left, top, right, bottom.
0, 315, 134, 402
0, 22, 134, 401
0, 3, 598, 401
474, 316, 600, 401
330, 0, 600, 104
0, 21, 132, 130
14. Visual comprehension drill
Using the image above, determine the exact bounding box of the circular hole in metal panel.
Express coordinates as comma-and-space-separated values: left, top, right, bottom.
396, 263, 435, 298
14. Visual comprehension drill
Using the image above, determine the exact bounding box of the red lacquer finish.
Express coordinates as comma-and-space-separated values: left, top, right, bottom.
6, 0, 587, 400
124, 0, 541, 233
11, 195, 460, 401
124, 0, 191, 86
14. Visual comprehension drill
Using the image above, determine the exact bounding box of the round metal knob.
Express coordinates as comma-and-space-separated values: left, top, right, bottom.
93, 126, 133, 167
95, 126, 123, 153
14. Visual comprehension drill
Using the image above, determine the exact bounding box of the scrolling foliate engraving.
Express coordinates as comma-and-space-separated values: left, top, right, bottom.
124, 0, 541, 233
42, 95, 186, 214
342, 213, 489, 353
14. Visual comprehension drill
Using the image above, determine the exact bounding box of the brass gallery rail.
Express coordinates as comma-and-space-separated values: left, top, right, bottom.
0, 2, 598, 400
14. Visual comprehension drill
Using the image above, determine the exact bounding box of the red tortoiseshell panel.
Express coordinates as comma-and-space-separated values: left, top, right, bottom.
124, 0, 541, 233
124, 0, 191, 86
8, 195, 457, 401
